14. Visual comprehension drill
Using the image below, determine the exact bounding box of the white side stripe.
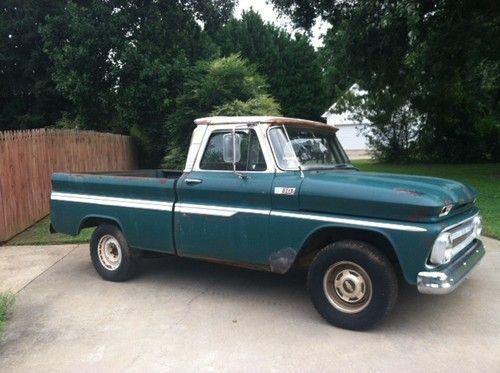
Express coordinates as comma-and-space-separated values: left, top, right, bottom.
270, 211, 426, 232
175, 203, 270, 217
51, 192, 426, 232
51, 192, 173, 211
176, 203, 425, 232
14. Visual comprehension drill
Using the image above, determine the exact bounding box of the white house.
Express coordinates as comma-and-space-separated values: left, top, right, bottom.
322, 84, 371, 158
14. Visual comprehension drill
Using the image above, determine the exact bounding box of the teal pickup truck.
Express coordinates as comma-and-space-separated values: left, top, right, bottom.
50, 116, 485, 330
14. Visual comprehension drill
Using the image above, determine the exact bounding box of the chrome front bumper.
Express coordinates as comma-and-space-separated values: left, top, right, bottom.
417, 240, 485, 295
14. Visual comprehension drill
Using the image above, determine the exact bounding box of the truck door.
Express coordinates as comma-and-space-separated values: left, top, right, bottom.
175, 126, 274, 266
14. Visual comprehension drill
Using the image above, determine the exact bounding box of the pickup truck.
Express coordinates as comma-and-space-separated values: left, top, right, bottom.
50, 116, 485, 330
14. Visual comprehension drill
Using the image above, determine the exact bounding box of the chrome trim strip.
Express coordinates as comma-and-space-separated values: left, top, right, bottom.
270, 211, 427, 232
417, 240, 485, 294
51, 192, 173, 211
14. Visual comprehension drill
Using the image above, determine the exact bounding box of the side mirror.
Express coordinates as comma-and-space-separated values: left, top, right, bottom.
223, 133, 241, 164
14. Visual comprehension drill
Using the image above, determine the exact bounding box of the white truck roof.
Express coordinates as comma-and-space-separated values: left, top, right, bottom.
194, 116, 336, 131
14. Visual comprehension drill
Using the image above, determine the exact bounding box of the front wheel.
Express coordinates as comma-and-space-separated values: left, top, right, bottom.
307, 240, 398, 330
90, 224, 141, 281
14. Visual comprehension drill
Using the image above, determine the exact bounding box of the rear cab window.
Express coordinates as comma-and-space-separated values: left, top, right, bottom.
200, 129, 267, 171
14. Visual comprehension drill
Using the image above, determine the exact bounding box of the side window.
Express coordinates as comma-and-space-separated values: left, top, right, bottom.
200, 129, 267, 171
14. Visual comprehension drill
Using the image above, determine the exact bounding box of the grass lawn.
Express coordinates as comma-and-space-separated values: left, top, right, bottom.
352, 160, 499, 239
7, 216, 94, 246
0, 292, 15, 336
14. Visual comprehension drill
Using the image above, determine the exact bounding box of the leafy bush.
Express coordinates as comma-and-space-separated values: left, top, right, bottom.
211, 95, 281, 116
162, 55, 280, 169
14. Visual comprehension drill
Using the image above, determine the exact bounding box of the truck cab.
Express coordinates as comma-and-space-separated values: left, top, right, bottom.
50, 116, 485, 330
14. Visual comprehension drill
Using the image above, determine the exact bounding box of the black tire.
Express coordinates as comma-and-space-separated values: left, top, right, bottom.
307, 240, 398, 330
90, 224, 141, 281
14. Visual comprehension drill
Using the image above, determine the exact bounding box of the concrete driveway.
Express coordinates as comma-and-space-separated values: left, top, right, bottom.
0, 237, 499, 372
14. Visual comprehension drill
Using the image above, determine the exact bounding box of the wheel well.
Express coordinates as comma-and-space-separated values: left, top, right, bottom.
79, 217, 121, 233
293, 227, 400, 270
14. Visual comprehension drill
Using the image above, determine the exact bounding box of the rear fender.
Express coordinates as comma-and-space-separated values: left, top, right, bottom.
78, 215, 124, 235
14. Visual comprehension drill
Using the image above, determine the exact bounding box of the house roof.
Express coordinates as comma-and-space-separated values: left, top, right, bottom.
322, 84, 371, 126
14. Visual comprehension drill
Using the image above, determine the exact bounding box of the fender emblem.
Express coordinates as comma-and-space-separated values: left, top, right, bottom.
274, 187, 296, 195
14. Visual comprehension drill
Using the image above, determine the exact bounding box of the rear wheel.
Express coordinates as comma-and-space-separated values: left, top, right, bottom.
307, 240, 398, 330
90, 224, 141, 281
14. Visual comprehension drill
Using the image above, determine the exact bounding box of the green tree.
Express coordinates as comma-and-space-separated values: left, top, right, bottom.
211, 95, 281, 116
163, 54, 280, 168
272, 0, 500, 162
42, 0, 235, 166
215, 9, 326, 120
0, 0, 70, 130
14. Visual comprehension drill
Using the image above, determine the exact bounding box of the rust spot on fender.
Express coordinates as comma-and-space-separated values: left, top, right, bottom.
394, 188, 425, 197
269, 248, 297, 274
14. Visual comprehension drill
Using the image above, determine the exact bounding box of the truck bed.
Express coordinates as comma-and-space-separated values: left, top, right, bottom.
50, 169, 182, 253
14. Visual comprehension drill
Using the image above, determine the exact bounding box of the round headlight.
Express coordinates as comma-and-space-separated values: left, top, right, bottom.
473, 216, 482, 237
430, 232, 453, 265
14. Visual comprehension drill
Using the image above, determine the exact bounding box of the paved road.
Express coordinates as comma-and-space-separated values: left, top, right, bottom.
0, 237, 499, 372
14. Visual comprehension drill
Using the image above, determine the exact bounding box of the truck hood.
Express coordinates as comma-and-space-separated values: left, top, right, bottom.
299, 170, 477, 223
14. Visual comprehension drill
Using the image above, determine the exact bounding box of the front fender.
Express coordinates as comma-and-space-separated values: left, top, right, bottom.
268, 212, 436, 284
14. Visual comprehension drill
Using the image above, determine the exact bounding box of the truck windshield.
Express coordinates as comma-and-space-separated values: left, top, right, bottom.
269, 126, 351, 170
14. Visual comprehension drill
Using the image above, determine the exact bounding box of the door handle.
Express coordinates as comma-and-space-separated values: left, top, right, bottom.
185, 178, 202, 185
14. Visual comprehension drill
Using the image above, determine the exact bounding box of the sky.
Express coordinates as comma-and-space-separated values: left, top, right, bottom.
234, 0, 329, 49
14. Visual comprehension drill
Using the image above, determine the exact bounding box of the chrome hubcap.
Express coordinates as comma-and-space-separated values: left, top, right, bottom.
97, 235, 122, 271
323, 261, 372, 313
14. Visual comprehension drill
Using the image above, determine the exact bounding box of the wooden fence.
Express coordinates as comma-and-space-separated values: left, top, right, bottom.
0, 128, 137, 242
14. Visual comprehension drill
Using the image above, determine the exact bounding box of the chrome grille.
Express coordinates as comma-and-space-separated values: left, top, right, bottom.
447, 217, 476, 257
